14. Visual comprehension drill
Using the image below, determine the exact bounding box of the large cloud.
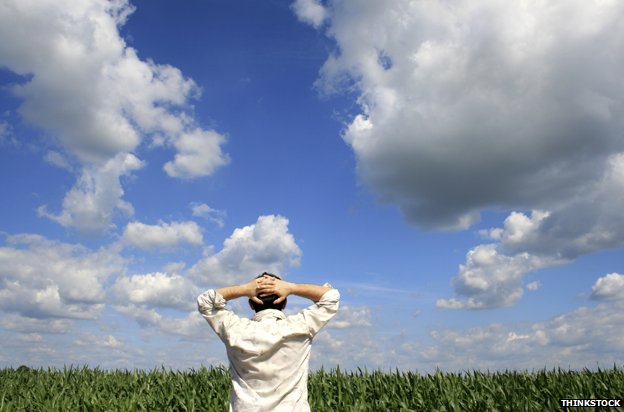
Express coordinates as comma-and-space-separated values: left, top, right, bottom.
307, 0, 624, 230
0, 0, 229, 232
0, 234, 124, 321
296, 0, 624, 308
0, 0, 229, 168
188, 215, 302, 286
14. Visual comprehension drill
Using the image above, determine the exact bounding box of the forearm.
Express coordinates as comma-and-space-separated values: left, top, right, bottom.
216, 284, 252, 301
287, 283, 332, 302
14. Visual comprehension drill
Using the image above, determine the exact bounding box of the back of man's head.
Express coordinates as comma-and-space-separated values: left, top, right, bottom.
249, 272, 287, 313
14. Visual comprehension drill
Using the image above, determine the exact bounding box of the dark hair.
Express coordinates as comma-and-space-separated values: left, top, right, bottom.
249, 272, 287, 313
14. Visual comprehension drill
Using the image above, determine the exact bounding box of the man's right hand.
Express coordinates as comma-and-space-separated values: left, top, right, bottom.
256, 275, 292, 304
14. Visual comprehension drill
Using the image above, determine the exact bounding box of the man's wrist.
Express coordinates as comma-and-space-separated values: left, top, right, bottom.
284, 281, 296, 296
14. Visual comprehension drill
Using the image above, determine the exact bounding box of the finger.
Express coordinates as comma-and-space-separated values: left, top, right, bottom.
251, 296, 263, 304
273, 296, 285, 304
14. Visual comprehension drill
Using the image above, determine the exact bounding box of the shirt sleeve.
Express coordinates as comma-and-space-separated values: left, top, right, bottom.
197, 289, 241, 340
298, 284, 340, 337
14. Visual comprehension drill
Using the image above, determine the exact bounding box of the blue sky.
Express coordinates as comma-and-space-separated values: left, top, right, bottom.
1, 0, 623, 372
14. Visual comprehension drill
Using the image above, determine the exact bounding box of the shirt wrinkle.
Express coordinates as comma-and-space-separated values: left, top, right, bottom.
197, 285, 340, 412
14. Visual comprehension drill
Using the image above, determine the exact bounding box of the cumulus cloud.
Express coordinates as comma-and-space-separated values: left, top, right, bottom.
440, 155, 624, 309
0, 0, 228, 169
0, 314, 73, 334
437, 244, 548, 309
327, 305, 371, 329
1, 0, 229, 233
314, 0, 624, 230
292, 0, 328, 28
591, 273, 624, 300
188, 215, 302, 286
307, 0, 624, 307
163, 129, 230, 179
0, 234, 124, 321
114, 304, 209, 339
122, 220, 203, 250
426, 300, 624, 371
38, 153, 143, 233
112, 272, 199, 311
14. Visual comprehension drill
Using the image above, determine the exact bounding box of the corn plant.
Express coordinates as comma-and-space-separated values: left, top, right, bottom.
1, 365, 622, 411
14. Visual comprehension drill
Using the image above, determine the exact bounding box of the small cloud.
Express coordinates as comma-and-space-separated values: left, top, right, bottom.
526, 281, 541, 291
122, 220, 203, 250
291, 0, 327, 29
163, 129, 230, 179
0, 120, 18, 147
191, 202, 226, 228
163, 261, 186, 274
327, 305, 372, 329
44, 150, 73, 171
591, 273, 624, 300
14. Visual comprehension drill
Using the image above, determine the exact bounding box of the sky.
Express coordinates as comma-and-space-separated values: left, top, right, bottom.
1, 0, 623, 373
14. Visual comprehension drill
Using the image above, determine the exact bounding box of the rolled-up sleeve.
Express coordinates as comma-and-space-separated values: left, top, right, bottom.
299, 284, 340, 337
197, 289, 238, 340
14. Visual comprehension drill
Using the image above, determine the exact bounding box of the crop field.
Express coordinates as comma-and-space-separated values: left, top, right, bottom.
1, 366, 623, 411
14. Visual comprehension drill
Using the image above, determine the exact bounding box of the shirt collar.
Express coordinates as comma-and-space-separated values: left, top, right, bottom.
252, 309, 285, 322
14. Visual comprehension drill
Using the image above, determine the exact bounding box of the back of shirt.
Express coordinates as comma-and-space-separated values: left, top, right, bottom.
197, 287, 340, 412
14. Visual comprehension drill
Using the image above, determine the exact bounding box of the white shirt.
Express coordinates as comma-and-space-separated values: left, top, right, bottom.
197, 286, 340, 412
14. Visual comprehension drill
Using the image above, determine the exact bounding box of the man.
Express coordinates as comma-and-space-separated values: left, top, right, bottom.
197, 272, 340, 412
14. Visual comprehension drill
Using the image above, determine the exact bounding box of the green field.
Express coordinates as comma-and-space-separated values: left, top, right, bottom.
1, 366, 623, 411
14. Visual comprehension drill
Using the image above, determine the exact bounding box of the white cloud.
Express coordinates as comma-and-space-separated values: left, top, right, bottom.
113, 304, 209, 339
291, 0, 327, 28
38, 153, 143, 233
1, 0, 230, 235
0, 314, 73, 334
327, 305, 371, 329
44, 150, 73, 171
163, 129, 230, 179
191, 202, 226, 228
0, 0, 229, 171
112, 272, 199, 311
122, 220, 203, 250
425, 300, 624, 371
304, 0, 624, 308
526, 281, 541, 292
188, 215, 302, 286
0, 234, 124, 321
0, 120, 18, 147
314, 0, 624, 230
436, 244, 558, 309
439, 154, 624, 309
591, 273, 624, 300
74, 333, 123, 349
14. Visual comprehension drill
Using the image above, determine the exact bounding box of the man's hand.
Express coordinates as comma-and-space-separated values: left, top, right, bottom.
245, 278, 265, 305
256, 276, 293, 304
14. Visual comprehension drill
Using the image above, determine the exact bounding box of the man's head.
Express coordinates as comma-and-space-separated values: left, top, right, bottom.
249, 272, 287, 313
